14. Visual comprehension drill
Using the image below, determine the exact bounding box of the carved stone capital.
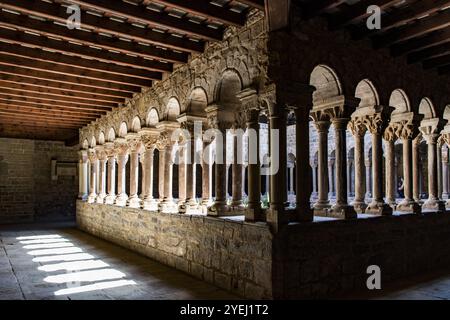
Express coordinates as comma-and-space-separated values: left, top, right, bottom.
114, 138, 129, 156
313, 120, 331, 133
362, 113, 387, 135
88, 148, 97, 162
348, 118, 367, 137
383, 124, 397, 142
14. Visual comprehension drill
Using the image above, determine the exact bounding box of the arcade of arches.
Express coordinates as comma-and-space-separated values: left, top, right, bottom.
2, 2, 450, 300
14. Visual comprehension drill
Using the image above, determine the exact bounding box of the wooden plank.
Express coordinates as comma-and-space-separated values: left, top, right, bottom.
408, 42, 450, 63
392, 28, 450, 56
237, 0, 265, 11
0, 103, 106, 116
423, 53, 450, 69
0, 99, 111, 113
0, 107, 98, 121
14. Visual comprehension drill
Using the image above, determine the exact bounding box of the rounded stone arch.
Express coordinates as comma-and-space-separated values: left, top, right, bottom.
418, 97, 436, 119
310, 64, 343, 104
131, 116, 142, 133
389, 89, 411, 115
215, 68, 243, 105
146, 108, 160, 127
166, 97, 181, 121
89, 136, 96, 148
355, 79, 379, 108
98, 131, 105, 145
82, 139, 89, 150
107, 128, 116, 142
443, 105, 450, 121
118, 122, 128, 138
186, 87, 208, 116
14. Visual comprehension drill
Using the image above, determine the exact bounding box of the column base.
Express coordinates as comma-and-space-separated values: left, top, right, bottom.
329, 204, 357, 219
365, 201, 393, 216
96, 194, 106, 204
88, 194, 97, 204
386, 199, 397, 210
245, 205, 263, 222
442, 193, 449, 200
201, 199, 214, 214
127, 196, 142, 209
396, 200, 421, 214
351, 200, 367, 214
207, 201, 235, 217
422, 199, 446, 213
159, 200, 178, 213
143, 198, 159, 211
115, 194, 128, 207
78, 194, 88, 201
105, 194, 116, 205
313, 200, 331, 215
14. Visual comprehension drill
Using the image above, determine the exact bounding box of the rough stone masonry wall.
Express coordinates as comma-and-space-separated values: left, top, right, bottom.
0, 138, 79, 224
273, 213, 450, 299
77, 201, 273, 299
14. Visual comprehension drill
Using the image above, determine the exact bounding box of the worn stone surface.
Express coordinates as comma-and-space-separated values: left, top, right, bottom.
77, 201, 273, 299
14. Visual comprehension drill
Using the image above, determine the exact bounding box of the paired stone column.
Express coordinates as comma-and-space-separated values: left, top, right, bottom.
114, 139, 129, 207
201, 139, 213, 211
364, 114, 392, 215
87, 149, 98, 203
312, 120, 331, 214
139, 128, 160, 211
412, 135, 422, 203
95, 147, 107, 204
185, 128, 199, 211
177, 145, 187, 210
330, 118, 356, 219
348, 119, 367, 213
78, 150, 89, 201
104, 143, 117, 205
125, 134, 143, 208
383, 126, 397, 208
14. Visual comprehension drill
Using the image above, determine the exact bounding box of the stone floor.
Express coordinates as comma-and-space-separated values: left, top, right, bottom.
0, 222, 238, 300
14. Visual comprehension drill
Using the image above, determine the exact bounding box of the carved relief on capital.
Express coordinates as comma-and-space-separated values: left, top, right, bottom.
313, 120, 331, 133
396, 120, 418, 140
88, 149, 97, 163
126, 137, 143, 153
348, 118, 366, 137
362, 113, 386, 135
140, 134, 159, 152
114, 140, 129, 156
413, 133, 423, 147
156, 132, 169, 150
383, 124, 397, 142
95, 148, 108, 161
233, 110, 246, 129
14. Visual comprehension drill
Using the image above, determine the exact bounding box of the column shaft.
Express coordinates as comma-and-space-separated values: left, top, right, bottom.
105, 156, 116, 204
314, 121, 331, 212
231, 132, 243, 208
385, 140, 396, 206
246, 113, 261, 221
352, 133, 366, 212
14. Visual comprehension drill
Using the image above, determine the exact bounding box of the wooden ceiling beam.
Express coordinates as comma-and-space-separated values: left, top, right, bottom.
0, 65, 142, 93
0, 116, 87, 128
0, 0, 204, 53
237, 0, 265, 11
0, 11, 189, 64
0, 103, 106, 117
0, 52, 159, 85
303, 0, 347, 19
0, 28, 174, 71
330, 0, 403, 29
0, 107, 98, 121
423, 53, 450, 69
69, 0, 223, 41
151, 0, 246, 27
392, 28, 450, 56
0, 81, 125, 104
374, 10, 450, 48
0, 99, 111, 113
408, 42, 450, 63
0, 88, 117, 108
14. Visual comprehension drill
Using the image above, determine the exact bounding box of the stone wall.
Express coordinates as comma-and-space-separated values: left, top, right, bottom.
77, 201, 273, 299
0, 138, 79, 224
273, 213, 450, 299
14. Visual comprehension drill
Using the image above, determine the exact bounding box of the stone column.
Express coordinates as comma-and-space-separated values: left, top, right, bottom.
104, 144, 117, 205
313, 121, 331, 213
330, 118, 356, 219
126, 135, 143, 208
114, 140, 129, 207
231, 128, 244, 209
245, 107, 261, 221
158, 145, 165, 201
311, 164, 318, 199
87, 149, 98, 204
422, 132, 446, 212
348, 119, 367, 213
208, 123, 228, 216
140, 129, 160, 211
95, 148, 107, 204
383, 127, 397, 208
177, 145, 187, 210
442, 147, 449, 200
437, 140, 443, 199
201, 139, 213, 210
78, 150, 89, 201
365, 115, 392, 215
184, 121, 199, 212
328, 159, 335, 198
412, 135, 421, 203
397, 126, 421, 214
365, 160, 372, 199
160, 141, 178, 213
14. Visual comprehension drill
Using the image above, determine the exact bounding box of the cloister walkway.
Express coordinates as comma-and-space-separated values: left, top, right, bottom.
0, 222, 237, 300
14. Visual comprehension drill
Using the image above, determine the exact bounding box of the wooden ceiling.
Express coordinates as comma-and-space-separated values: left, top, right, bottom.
0, 0, 264, 144
298, 0, 450, 73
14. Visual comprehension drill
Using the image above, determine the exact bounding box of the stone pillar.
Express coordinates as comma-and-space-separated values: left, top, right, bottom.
104, 145, 117, 205
78, 150, 89, 201
208, 124, 228, 215
442, 147, 449, 200
397, 129, 421, 214
384, 128, 397, 208
177, 145, 187, 210
114, 140, 129, 207
313, 121, 331, 213
422, 132, 446, 212
87, 149, 97, 203
95, 148, 107, 204
231, 128, 244, 209
160, 141, 178, 213
201, 139, 213, 210
184, 121, 199, 212
244, 107, 262, 221
126, 135, 143, 208
158, 145, 165, 201
365, 160, 372, 199
140, 129, 160, 211
437, 140, 443, 199
412, 135, 421, 203
311, 164, 318, 199
330, 118, 356, 219
348, 119, 367, 213
365, 117, 392, 215
328, 159, 335, 198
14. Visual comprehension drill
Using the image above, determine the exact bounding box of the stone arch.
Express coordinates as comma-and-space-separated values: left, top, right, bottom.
146, 108, 159, 127
389, 89, 410, 115
167, 97, 181, 121
119, 122, 128, 138
107, 128, 116, 142
355, 79, 379, 109
215, 69, 243, 105
131, 116, 142, 133
310, 64, 343, 104
444, 105, 450, 121
187, 87, 208, 116
418, 97, 436, 119
98, 131, 105, 145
